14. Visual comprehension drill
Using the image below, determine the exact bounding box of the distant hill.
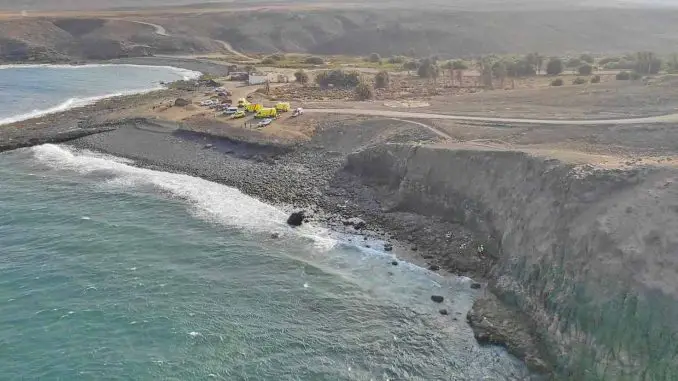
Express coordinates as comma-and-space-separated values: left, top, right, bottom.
3, 0, 678, 12
2, 6, 678, 62
0, 0, 227, 11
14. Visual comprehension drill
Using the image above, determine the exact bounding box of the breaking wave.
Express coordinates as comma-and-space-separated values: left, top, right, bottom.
29, 144, 337, 249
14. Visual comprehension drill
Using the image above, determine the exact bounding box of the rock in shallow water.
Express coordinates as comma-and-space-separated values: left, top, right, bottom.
428, 264, 440, 271
471, 283, 482, 289
431, 295, 444, 303
384, 243, 393, 252
286, 211, 305, 227
342, 217, 367, 230
439, 309, 449, 315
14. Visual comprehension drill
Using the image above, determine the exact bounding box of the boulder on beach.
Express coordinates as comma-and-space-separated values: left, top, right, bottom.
431, 295, 444, 303
174, 98, 190, 107
428, 265, 440, 271
342, 217, 367, 230
286, 211, 305, 227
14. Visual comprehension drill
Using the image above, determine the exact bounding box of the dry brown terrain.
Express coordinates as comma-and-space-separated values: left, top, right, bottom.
3, 2, 678, 62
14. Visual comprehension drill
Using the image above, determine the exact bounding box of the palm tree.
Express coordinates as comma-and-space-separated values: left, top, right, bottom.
476, 57, 494, 89
442, 61, 454, 86
452, 60, 468, 88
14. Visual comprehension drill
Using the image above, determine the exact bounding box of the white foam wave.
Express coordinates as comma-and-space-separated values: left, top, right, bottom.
30, 144, 337, 249
0, 64, 201, 126
0, 89, 160, 126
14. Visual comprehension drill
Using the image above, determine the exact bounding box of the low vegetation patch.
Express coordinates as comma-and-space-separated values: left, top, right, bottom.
375, 71, 390, 89
590, 75, 601, 84
304, 56, 325, 65
551, 78, 564, 86
355, 81, 374, 100
572, 77, 587, 85
578, 64, 593, 76
616, 71, 631, 80
294, 69, 309, 85
316, 69, 361, 88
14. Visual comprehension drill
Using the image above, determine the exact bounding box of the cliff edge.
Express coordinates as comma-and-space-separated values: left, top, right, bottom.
342, 143, 678, 379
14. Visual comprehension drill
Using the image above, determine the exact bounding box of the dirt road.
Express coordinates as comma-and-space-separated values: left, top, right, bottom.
305, 108, 678, 125
214, 40, 256, 61
128, 20, 168, 36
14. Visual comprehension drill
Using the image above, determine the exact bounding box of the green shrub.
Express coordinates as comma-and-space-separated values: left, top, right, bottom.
316, 69, 361, 88
403, 60, 419, 71
590, 75, 601, 84
578, 64, 593, 76
368, 53, 382, 63
630, 71, 643, 80
355, 82, 374, 100
304, 56, 325, 65
294, 69, 309, 84
375, 70, 390, 89
387, 56, 405, 64
452, 60, 469, 70
598, 56, 620, 66
546, 58, 564, 75
261, 57, 276, 65
551, 78, 564, 86
417, 58, 439, 78
616, 71, 631, 80
580, 54, 595, 64
572, 77, 587, 85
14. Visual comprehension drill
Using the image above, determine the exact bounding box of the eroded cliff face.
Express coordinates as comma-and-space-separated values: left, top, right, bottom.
344, 144, 678, 379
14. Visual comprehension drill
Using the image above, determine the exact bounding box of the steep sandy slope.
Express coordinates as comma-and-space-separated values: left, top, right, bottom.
5, 7, 678, 62
152, 8, 678, 56
342, 144, 678, 379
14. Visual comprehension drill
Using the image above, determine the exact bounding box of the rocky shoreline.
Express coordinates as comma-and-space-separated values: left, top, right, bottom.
0, 58, 549, 377
62, 117, 548, 376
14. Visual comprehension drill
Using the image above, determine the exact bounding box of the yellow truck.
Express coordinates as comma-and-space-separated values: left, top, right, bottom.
275, 102, 291, 112
237, 98, 250, 108
245, 103, 263, 113
255, 108, 277, 119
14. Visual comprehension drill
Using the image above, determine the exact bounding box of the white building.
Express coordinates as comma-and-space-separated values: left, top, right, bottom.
248, 73, 272, 85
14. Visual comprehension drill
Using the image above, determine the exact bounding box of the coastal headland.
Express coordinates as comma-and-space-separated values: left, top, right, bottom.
3, 1, 678, 378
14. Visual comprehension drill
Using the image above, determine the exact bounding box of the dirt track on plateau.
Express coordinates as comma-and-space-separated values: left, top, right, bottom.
305, 108, 678, 125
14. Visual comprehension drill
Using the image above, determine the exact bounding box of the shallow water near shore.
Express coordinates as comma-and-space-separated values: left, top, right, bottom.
0, 64, 199, 125
0, 144, 529, 380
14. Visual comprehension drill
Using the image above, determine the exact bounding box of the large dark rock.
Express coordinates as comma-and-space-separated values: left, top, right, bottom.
342, 217, 367, 230
384, 243, 393, 252
175, 98, 190, 107
468, 293, 552, 374
431, 295, 444, 303
286, 211, 305, 227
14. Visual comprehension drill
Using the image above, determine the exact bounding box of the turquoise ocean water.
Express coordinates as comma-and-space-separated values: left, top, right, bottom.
0, 66, 528, 380
0, 64, 198, 125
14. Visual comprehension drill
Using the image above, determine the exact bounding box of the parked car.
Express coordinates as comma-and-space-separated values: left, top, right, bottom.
257, 118, 273, 127
231, 110, 246, 119
224, 107, 239, 115
200, 100, 214, 107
